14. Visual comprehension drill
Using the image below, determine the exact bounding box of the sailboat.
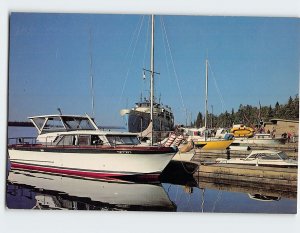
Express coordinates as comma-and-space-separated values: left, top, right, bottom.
184, 60, 233, 150
120, 15, 174, 144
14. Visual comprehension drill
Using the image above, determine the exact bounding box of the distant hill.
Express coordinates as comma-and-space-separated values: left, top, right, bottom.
8, 121, 34, 127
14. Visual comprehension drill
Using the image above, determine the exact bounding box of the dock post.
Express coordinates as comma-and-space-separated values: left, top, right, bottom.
226, 148, 230, 160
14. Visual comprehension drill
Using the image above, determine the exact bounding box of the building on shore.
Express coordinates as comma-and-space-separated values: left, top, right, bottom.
264, 118, 299, 142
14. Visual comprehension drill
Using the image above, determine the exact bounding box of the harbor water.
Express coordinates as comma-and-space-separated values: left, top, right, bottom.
6, 127, 297, 213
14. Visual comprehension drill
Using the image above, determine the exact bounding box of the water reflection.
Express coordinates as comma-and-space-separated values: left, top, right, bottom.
7, 169, 176, 211
6, 166, 297, 213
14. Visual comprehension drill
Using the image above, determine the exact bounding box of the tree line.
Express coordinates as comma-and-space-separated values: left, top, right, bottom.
192, 95, 299, 128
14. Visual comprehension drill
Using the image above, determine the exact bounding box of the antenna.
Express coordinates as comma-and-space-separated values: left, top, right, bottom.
89, 28, 96, 117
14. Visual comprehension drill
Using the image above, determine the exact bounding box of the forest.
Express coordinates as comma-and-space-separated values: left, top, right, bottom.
192, 95, 299, 128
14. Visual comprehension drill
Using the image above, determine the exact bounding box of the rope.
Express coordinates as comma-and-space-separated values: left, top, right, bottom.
161, 17, 186, 111
211, 190, 222, 212
141, 16, 151, 96
201, 188, 205, 212
159, 16, 172, 89
176, 150, 199, 175
208, 60, 225, 113
142, 16, 151, 69
118, 16, 145, 106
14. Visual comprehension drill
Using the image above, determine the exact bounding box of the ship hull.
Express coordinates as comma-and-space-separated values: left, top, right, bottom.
8, 146, 176, 178
128, 110, 174, 133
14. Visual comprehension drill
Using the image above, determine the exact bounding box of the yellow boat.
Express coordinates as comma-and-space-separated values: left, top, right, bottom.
230, 124, 254, 137
182, 127, 233, 150
194, 139, 234, 150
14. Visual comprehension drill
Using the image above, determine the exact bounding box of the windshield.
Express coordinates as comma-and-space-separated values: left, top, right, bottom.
277, 151, 289, 160
251, 152, 288, 160
63, 117, 96, 130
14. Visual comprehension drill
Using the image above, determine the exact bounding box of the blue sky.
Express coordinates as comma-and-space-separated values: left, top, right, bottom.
9, 13, 299, 126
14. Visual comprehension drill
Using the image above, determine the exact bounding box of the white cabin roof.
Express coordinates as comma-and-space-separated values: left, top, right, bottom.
249, 149, 280, 154
28, 114, 90, 119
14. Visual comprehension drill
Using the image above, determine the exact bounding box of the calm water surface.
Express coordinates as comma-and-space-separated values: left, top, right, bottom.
6, 127, 297, 213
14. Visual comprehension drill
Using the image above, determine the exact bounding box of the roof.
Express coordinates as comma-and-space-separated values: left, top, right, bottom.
269, 118, 299, 124
249, 149, 280, 155
28, 114, 89, 119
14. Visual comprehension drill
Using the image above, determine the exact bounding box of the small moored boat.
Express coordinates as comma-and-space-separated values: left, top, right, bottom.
233, 133, 287, 146
216, 149, 297, 168
230, 124, 255, 137
181, 127, 233, 150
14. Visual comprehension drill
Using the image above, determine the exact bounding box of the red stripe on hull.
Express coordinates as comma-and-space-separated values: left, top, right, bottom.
10, 163, 132, 179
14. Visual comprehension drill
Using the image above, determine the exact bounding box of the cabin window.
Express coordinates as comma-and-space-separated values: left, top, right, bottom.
78, 135, 90, 146
31, 118, 46, 131
63, 117, 95, 130
91, 135, 103, 145
43, 117, 66, 132
120, 136, 140, 145
106, 135, 140, 145
57, 135, 74, 146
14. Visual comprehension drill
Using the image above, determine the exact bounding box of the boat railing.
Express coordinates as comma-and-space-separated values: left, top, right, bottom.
140, 130, 184, 146
8, 137, 37, 146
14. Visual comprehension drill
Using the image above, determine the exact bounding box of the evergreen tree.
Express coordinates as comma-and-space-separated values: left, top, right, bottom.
293, 94, 299, 119
195, 112, 203, 128
274, 101, 280, 118
285, 96, 294, 119
267, 105, 274, 119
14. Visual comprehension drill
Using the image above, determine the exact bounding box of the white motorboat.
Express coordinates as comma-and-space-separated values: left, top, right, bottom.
233, 133, 287, 146
8, 114, 177, 179
216, 149, 297, 168
7, 169, 175, 211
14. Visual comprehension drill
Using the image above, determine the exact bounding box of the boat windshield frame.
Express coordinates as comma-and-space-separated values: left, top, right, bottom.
247, 151, 288, 161
29, 115, 99, 134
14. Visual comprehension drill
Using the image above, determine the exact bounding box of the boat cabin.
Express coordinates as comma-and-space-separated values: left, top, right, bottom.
28, 114, 141, 147
53, 132, 141, 147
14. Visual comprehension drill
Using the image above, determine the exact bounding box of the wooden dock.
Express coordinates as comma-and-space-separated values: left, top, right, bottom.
194, 163, 297, 188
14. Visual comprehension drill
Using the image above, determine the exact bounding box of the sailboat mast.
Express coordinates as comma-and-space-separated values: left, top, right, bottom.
150, 14, 155, 145
205, 59, 208, 129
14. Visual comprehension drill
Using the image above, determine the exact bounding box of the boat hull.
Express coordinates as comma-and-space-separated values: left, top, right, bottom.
8, 147, 176, 178
194, 139, 233, 150
234, 138, 286, 145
